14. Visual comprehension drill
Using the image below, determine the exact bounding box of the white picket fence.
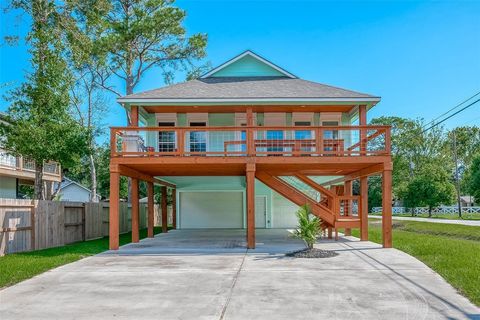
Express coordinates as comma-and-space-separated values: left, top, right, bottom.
371, 206, 480, 215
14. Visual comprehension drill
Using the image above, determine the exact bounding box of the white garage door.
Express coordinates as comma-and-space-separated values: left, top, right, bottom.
179, 192, 244, 228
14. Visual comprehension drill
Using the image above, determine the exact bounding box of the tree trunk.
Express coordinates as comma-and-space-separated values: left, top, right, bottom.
50, 170, 63, 200
125, 74, 134, 203
34, 162, 44, 200
428, 206, 432, 218
89, 153, 98, 202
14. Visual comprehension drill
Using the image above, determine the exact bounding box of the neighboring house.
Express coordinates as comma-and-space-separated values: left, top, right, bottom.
460, 196, 475, 207
0, 112, 61, 199
108, 50, 393, 250
57, 177, 100, 202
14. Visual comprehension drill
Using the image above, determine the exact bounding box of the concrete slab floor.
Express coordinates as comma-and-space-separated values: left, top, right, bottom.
0, 229, 478, 320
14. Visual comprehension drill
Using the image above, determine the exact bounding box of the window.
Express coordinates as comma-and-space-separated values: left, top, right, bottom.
322, 121, 339, 153
158, 122, 176, 152
189, 122, 207, 153
322, 121, 339, 139
294, 121, 312, 140
294, 121, 313, 153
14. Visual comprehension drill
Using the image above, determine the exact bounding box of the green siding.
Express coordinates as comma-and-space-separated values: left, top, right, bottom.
177, 113, 187, 126
145, 114, 157, 151
208, 113, 235, 126
210, 55, 286, 78
256, 113, 264, 126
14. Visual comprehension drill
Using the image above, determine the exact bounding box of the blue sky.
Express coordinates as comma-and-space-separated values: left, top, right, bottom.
1, 0, 479, 140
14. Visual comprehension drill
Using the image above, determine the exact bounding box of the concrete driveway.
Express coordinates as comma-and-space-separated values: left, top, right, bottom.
0, 229, 478, 320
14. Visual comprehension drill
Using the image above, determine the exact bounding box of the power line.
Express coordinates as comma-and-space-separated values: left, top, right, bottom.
422, 98, 480, 133
422, 91, 480, 129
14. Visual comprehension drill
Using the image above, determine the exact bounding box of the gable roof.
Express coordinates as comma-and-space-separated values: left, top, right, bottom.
118, 50, 380, 104
60, 177, 93, 194
118, 77, 379, 103
201, 50, 297, 79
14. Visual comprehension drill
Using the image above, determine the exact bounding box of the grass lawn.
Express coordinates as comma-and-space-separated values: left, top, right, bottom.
0, 226, 164, 288
370, 212, 480, 220
352, 220, 480, 306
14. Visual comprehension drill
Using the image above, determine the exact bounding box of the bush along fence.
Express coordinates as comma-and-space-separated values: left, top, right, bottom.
0, 198, 173, 255
371, 206, 480, 215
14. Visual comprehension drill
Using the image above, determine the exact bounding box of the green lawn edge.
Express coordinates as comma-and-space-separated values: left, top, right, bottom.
352, 220, 480, 306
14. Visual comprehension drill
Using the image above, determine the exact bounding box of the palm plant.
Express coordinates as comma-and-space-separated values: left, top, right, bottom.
293, 204, 322, 249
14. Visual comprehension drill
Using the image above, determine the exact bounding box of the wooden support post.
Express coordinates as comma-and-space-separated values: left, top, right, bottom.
246, 163, 255, 249
327, 227, 333, 239
172, 189, 177, 229
360, 176, 369, 241
109, 171, 120, 250
147, 182, 154, 238
130, 105, 139, 126
344, 180, 352, 236
161, 186, 168, 233
30, 201, 36, 250
81, 203, 86, 241
382, 170, 393, 248
131, 178, 139, 243
359, 105, 367, 156
246, 107, 254, 156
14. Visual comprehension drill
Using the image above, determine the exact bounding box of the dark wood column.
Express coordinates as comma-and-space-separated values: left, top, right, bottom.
360, 176, 369, 241
382, 170, 393, 248
109, 170, 120, 250
344, 180, 352, 236
161, 186, 168, 233
147, 182, 154, 238
130, 105, 139, 126
246, 163, 256, 249
131, 178, 139, 243
172, 189, 177, 229
359, 105, 367, 155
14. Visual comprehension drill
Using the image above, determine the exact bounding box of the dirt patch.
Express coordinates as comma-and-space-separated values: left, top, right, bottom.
286, 248, 338, 258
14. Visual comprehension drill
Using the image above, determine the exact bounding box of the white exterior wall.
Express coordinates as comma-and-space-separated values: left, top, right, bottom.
58, 184, 91, 202
0, 176, 17, 198
179, 191, 244, 228
271, 191, 299, 228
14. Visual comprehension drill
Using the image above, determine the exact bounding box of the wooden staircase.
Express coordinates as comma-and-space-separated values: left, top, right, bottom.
255, 171, 361, 237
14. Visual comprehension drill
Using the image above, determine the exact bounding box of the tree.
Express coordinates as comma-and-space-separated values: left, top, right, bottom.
402, 163, 456, 217
293, 204, 322, 250
367, 176, 383, 211
464, 154, 480, 203
94, 0, 207, 110
80, 0, 207, 202
447, 126, 480, 194
64, 0, 112, 202
370, 116, 451, 205
2, 0, 87, 199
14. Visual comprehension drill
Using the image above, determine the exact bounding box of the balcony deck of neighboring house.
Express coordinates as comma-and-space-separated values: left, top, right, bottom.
108, 50, 393, 251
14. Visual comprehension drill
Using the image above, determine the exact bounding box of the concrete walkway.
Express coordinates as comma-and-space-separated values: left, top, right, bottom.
370, 215, 480, 226
1, 229, 478, 319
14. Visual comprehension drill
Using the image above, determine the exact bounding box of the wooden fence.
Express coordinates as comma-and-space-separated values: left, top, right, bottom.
0, 198, 173, 255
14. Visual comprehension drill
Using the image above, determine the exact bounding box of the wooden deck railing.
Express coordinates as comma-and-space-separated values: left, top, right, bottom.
110, 125, 391, 158
0, 149, 61, 177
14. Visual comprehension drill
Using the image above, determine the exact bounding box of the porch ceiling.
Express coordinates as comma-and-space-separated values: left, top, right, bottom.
118, 157, 387, 177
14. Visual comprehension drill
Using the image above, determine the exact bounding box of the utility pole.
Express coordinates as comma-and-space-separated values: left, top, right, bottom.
452, 131, 462, 218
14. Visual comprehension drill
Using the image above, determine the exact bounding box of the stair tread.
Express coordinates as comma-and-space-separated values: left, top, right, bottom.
337, 217, 360, 221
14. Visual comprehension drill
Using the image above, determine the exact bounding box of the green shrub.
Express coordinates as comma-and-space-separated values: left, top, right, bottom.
293, 204, 322, 249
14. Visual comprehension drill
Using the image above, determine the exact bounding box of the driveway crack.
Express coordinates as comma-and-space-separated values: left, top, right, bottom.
219, 249, 248, 320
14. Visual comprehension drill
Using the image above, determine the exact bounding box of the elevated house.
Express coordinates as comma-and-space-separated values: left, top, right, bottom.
0, 113, 61, 198
109, 51, 392, 250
